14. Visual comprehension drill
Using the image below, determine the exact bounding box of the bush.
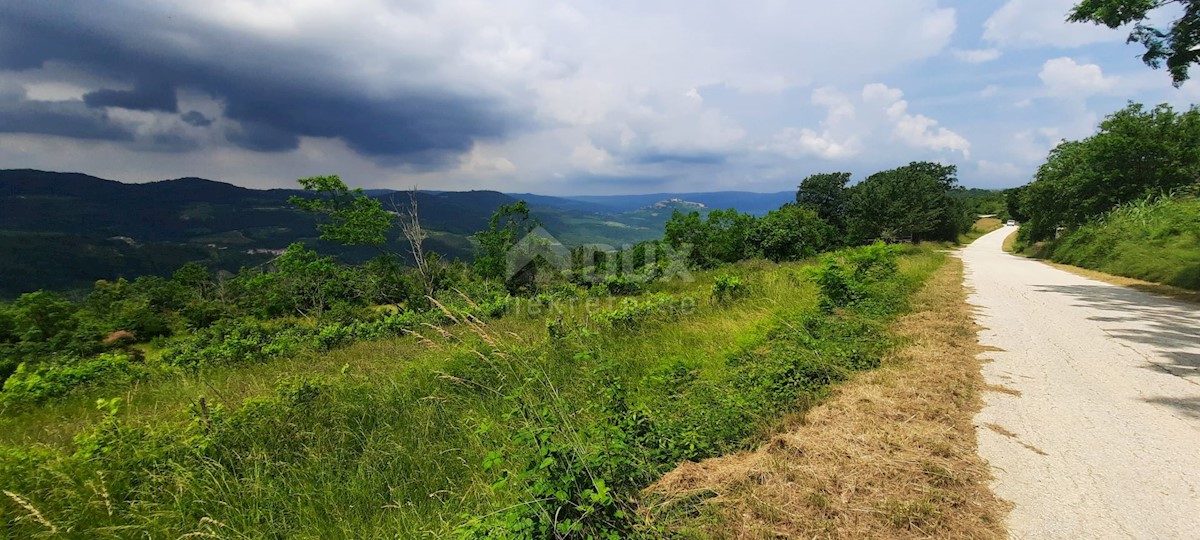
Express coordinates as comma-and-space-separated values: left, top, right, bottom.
0, 353, 148, 407
811, 242, 899, 311
601, 275, 643, 296
710, 274, 748, 303
593, 294, 696, 328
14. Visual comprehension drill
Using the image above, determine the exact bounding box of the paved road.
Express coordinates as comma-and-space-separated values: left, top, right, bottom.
962, 226, 1200, 540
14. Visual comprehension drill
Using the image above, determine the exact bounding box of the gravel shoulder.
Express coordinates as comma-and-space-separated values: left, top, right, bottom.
963, 226, 1200, 539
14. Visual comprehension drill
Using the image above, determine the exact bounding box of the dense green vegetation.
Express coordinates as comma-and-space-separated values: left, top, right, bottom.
0, 162, 973, 537
0, 243, 944, 538
1008, 102, 1200, 289
1049, 193, 1200, 289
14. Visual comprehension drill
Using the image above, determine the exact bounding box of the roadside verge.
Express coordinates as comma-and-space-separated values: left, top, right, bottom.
643, 256, 1008, 538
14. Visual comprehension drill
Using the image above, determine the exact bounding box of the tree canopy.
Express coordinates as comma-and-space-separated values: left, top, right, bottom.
289, 175, 393, 246
796, 172, 852, 232
845, 162, 969, 243
1017, 102, 1200, 240
1070, 0, 1200, 86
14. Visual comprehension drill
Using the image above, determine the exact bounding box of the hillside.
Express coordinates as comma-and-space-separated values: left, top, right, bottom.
553, 190, 795, 215
0, 170, 748, 297
0, 243, 950, 537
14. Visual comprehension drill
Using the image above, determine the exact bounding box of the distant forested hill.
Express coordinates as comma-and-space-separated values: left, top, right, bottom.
0, 170, 529, 296
1, 170, 787, 296
542, 191, 796, 215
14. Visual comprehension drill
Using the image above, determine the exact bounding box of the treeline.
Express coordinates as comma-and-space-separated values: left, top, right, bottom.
1006, 103, 1200, 289
663, 161, 975, 268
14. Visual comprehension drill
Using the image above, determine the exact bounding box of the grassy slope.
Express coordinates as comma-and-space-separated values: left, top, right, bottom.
647, 257, 1007, 539
0, 248, 945, 538
1047, 194, 1200, 290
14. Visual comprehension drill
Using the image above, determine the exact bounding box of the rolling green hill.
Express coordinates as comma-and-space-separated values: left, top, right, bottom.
0, 170, 725, 296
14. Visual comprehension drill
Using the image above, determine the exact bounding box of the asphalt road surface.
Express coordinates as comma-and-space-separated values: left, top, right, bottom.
962, 226, 1200, 539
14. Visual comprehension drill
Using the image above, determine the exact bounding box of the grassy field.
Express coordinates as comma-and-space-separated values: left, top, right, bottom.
1, 245, 946, 538
1045, 194, 1200, 290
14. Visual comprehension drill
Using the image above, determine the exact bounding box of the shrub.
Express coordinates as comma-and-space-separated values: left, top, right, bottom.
0, 353, 148, 406
710, 274, 748, 303
601, 275, 643, 296
592, 294, 696, 328
811, 242, 900, 311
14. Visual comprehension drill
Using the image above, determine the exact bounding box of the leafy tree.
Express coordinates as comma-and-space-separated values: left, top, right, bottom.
289, 175, 393, 246
846, 162, 969, 243
748, 204, 835, 262
240, 243, 366, 318
1070, 0, 1200, 86
9, 291, 78, 344
663, 209, 757, 267
796, 172, 852, 235
173, 263, 213, 298
473, 201, 538, 282
704, 209, 757, 264
1020, 103, 1200, 240
1004, 187, 1029, 223
663, 210, 706, 267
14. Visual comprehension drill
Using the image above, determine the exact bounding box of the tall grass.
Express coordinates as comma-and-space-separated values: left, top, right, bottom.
1049, 193, 1200, 290
0, 248, 944, 538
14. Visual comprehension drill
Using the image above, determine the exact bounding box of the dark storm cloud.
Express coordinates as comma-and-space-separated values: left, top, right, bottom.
224, 121, 300, 152
0, 95, 134, 141
0, 1, 522, 162
180, 111, 213, 127
84, 81, 178, 112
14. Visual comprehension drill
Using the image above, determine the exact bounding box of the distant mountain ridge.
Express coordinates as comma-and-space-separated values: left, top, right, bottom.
0, 170, 799, 296
548, 191, 795, 215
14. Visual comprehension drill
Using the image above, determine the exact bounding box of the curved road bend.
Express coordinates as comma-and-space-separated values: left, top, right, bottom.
961, 226, 1200, 539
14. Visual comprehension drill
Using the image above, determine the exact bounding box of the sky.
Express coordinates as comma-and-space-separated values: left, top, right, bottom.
0, 0, 1196, 195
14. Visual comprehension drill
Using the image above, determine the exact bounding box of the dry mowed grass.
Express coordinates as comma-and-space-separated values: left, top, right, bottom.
645, 257, 1008, 539
974, 217, 1002, 233
1001, 230, 1019, 253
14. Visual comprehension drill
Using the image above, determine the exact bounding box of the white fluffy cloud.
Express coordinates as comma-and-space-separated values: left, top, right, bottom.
0, 0, 967, 192
1039, 57, 1119, 96
765, 83, 969, 162
983, 0, 1122, 48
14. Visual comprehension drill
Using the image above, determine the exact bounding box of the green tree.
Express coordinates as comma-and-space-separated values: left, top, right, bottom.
1070, 0, 1200, 86
241, 243, 365, 318
1019, 103, 1200, 240
795, 172, 851, 236
663, 209, 706, 267
289, 175, 393, 246
704, 209, 757, 264
663, 209, 757, 267
846, 162, 968, 243
473, 201, 537, 282
748, 204, 835, 262
9, 291, 78, 344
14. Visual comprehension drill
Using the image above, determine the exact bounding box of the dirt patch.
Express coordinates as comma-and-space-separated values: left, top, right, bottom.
643, 257, 1008, 539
